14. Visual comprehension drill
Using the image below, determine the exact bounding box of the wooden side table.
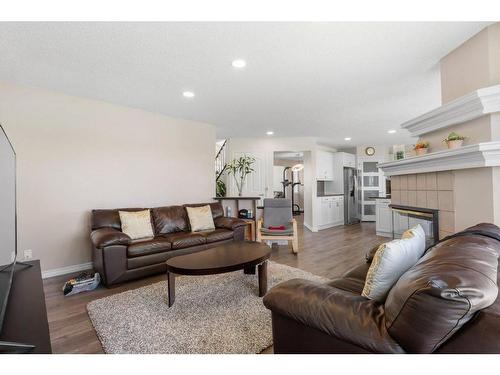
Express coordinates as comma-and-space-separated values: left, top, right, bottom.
241, 218, 256, 241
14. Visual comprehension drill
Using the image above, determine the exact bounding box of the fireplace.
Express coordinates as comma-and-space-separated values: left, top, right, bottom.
390, 204, 439, 246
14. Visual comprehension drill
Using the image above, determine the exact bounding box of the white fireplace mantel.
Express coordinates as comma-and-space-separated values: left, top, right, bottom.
378, 142, 500, 176
401, 85, 500, 136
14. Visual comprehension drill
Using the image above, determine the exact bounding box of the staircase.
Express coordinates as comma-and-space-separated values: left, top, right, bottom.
215, 139, 227, 182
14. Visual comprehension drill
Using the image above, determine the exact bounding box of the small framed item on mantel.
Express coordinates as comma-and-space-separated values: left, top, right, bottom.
393, 144, 406, 160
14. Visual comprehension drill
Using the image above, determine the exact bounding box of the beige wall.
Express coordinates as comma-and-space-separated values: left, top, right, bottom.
423, 116, 493, 152
454, 168, 496, 231
440, 27, 491, 104
0, 81, 216, 272
441, 23, 500, 104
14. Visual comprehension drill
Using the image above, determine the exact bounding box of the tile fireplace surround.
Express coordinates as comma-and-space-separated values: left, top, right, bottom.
391, 171, 455, 239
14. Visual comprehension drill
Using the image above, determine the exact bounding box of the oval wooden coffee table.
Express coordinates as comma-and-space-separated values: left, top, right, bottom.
165, 241, 271, 307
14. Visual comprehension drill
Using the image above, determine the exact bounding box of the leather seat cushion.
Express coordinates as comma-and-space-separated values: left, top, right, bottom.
342, 263, 370, 281
328, 263, 370, 294
163, 232, 206, 249
127, 237, 172, 257
199, 228, 234, 243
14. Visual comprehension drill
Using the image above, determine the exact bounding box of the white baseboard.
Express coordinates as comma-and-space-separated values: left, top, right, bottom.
42, 261, 93, 279
303, 222, 317, 232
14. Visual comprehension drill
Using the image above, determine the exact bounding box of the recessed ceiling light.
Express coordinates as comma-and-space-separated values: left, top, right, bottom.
344, 137, 352, 141
182, 91, 195, 98
388, 130, 397, 134
266, 131, 274, 135
232, 59, 247, 68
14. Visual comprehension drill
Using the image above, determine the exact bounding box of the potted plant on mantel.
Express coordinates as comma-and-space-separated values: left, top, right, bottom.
414, 140, 429, 156
225, 155, 255, 196
443, 132, 466, 149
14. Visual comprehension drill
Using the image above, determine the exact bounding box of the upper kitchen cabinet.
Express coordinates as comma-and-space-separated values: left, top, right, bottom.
337, 152, 356, 168
316, 150, 334, 180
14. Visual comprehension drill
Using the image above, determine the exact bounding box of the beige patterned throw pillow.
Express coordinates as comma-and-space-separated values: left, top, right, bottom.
118, 210, 154, 240
186, 205, 215, 232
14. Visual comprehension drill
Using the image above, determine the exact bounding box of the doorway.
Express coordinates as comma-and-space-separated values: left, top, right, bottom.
273, 151, 305, 216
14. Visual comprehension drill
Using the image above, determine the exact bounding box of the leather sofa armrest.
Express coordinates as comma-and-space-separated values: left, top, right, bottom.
263, 278, 404, 353
214, 216, 247, 230
91, 227, 131, 248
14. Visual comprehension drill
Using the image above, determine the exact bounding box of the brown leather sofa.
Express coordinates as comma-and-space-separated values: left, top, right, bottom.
264, 223, 500, 353
91, 202, 246, 286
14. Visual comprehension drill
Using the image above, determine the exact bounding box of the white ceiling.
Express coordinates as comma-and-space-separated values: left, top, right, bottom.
0, 22, 491, 146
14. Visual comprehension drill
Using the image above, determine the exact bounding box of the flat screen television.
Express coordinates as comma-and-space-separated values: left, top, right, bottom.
0, 124, 17, 334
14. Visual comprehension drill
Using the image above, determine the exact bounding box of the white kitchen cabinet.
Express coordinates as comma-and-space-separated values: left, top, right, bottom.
341, 152, 356, 168
376, 198, 392, 237
317, 196, 344, 229
316, 150, 334, 180
330, 152, 357, 194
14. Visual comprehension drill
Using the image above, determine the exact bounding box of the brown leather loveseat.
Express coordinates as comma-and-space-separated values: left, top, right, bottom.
91, 202, 246, 286
264, 223, 500, 353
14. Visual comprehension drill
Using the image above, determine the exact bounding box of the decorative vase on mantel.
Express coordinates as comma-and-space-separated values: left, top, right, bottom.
445, 139, 464, 150
443, 132, 466, 150
415, 147, 428, 156
414, 140, 429, 156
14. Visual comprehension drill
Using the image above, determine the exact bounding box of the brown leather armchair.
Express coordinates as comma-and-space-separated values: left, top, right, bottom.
264, 223, 500, 353
91, 202, 246, 286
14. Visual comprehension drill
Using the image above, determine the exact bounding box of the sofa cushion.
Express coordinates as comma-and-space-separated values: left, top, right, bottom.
127, 237, 172, 257
163, 232, 206, 249
119, 209, 154, 240
328, 263, 370, 294
362, 227, 426, 301
384, 224, 500, 353
152, 206, 189, 235
199, 228, 234, 243
186, 205, 215, 232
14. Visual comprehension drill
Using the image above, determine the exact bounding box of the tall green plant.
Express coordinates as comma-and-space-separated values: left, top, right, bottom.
225, 156, 255, 196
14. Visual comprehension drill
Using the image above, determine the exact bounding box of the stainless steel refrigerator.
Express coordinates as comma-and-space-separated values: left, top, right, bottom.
343, 167, 361, 225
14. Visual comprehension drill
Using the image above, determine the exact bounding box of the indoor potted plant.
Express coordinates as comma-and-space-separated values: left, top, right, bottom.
225, 155, 255, 196
443, 132, 466, 149
414, 140, 429, 156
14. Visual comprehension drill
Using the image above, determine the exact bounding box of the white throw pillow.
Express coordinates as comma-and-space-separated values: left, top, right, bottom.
401, 223, 426, 249
362, 225, 426, 301
118, 210, 154, 240
186, 205, 215, 232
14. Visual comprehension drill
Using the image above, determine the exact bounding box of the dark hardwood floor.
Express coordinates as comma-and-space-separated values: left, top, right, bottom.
43, 218, 384, 354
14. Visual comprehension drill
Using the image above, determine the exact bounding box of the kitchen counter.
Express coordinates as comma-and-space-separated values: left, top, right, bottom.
370, 195, 391, 200
317, 193, 344, 197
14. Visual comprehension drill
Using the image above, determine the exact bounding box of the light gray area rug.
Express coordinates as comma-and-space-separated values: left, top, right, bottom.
87, 261, 326, 354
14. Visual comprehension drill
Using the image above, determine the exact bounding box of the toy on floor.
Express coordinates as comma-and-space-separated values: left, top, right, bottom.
63, 272, 100, 296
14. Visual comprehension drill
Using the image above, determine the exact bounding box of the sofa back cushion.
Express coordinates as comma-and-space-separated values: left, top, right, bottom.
91, 208, 145, 230
151, 205, 189, 235
183, 202, 224, 220
384, 224, 500, 353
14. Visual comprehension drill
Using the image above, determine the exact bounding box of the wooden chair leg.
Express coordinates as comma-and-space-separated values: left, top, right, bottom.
292, 236, 298, 254
256, 218, 263, 243
291, 219, 299, 254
